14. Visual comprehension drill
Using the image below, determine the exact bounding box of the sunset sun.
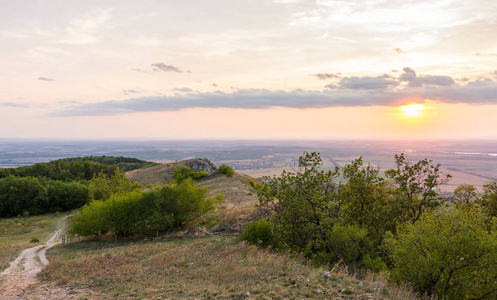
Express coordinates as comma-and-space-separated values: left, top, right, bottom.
400, 103, 425, 118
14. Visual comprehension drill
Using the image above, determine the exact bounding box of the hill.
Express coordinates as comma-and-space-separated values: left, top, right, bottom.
126, 158, 261, 230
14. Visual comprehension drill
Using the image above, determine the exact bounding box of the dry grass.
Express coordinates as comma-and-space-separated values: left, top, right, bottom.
41, 236, 417, 299
0, 213, 61, 271
197, 173, 261, 228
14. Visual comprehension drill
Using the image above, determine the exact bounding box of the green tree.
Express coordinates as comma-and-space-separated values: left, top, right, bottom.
385, 207, 497, 299
88, 168, 141, 200
140, 178, 217, 232
385, 153, 451, 224
480, 180, 497, 218
257, 152, 375, 266
453, 183, 477, 206
70, 191, 144, 237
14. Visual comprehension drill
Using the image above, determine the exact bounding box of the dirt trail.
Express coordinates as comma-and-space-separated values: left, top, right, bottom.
0, 217, 98, 299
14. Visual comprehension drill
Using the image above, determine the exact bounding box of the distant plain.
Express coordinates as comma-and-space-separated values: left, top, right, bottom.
1, 139, 497, 192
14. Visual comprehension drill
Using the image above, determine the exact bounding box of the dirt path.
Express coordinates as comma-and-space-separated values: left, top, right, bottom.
0, 217, 99, 299
0, 226, 62, 299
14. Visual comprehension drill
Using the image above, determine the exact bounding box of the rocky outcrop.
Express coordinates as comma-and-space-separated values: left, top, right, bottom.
185, 158, 217, 174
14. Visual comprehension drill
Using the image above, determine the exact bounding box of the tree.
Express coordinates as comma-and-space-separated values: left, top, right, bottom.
480, 180, 497, 218
258, 152, 340, 251
453, 183, 477, 206
385, 207, 497, 299
88, 168, 141, 200
141, 178, 217, 231
385, 153, 451, 224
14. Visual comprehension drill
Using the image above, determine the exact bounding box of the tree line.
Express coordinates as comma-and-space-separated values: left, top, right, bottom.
0, 156, 157, 218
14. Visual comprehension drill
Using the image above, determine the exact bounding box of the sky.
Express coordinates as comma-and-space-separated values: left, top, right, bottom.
1, 0, 497, 140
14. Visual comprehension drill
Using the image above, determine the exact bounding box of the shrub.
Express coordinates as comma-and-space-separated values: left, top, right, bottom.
172, 166, 210, 183
30, 237, 40, 243
385, 207, 497, 299
238, 218, 284, 250
218, 164, 234, 177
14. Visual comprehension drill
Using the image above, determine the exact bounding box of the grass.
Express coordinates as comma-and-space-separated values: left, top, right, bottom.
41, 236, 418, 299
0, 212, 62, 271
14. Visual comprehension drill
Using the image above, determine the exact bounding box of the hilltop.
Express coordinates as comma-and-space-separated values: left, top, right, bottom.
126, 158, 262, 230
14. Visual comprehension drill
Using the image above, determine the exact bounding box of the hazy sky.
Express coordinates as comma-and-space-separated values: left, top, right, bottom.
2, 0, 497, 140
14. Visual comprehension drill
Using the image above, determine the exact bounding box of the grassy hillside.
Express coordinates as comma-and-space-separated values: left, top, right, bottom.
41, 237, 417, 299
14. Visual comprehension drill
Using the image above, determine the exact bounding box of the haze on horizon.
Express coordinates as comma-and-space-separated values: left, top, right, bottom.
2, 0, 497, 140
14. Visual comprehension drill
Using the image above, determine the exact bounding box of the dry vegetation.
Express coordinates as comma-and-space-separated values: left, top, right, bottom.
0, 213, 61, 271
41, 237, 417, 299
197, 173, 261, 227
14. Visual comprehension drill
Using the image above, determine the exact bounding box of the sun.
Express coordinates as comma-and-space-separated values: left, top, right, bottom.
400, 103, 425, 117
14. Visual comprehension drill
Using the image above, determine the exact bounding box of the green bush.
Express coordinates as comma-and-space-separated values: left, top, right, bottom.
70, 178, 217, 237
385, 207, 497, 299
218, 164, 234, 177
238, 218, 284, 250
172, 166, 210, 183
30, 237, 40, 243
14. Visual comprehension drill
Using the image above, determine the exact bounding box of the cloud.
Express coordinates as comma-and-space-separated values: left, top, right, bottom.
122, 89, 141, 95
61, 9, 112, 45
131, 68, 148, 73
173, 87, 193, 93
399, 67, 454, 87
0, 102, 30, 108
337, 74, 398, 90
151, 63, 182, 73
52, 69, 497, 117
312, 73, 341, 80
37, 77, 55, 81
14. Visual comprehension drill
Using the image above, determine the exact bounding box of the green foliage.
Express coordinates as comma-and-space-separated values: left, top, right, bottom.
88, 168, 141, 201
313, 224, 370, 267
258, 152, 340, 256
257, 152, 452, 270
238, 218, 284, 250
385, 207, 497, 299
480, 180, 497, 218
0, 175, 90, 218
172, 166, 210, 183
0, 160, 116, 181
69, 191, 144, 237
30, 237, 40, 243
141, 178, 217, 231
54, 156, 159, 171
69, 178, 217, 237
453, 183, 477, 205
0, 175, 47, 217
218, 164, 234, 177
385, 153, 451, 224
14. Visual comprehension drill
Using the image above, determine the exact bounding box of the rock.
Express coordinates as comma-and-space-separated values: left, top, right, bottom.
358, 281, 364, 286
185, 158, 217, 174
316, 289, 323, 294
245, 291, 252, 297
321, 271, 331, 279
